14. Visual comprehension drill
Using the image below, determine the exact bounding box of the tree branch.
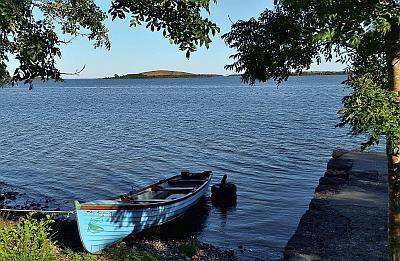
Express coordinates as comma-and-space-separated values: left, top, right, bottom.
60, 65, 86, 76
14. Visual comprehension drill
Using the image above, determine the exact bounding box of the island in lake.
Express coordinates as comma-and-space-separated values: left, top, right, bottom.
104, 70, 222, 79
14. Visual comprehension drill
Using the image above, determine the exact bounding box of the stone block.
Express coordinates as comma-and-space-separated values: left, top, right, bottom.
349, 170, 379, 182
319, 176, 348, 186
332, 149, 349, 159
324, 169, 349, 180
327, 158, 353, 171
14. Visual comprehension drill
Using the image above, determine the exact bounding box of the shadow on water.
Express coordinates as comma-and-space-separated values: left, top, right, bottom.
211, 199, 237, 233
212, 199, 237, 220
133, 197, 211, 240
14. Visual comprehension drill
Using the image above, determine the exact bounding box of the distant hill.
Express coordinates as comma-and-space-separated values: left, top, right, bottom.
104, 70, 222, 79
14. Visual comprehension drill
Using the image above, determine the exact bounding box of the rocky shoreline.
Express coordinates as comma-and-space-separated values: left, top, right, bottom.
284, 150, 388, 261
1, 185, 235, 260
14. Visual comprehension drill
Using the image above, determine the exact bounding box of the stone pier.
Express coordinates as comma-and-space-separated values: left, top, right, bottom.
283, 150, 388, 261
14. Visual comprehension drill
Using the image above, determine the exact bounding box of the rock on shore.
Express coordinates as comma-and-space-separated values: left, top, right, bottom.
284, 150, 388, 261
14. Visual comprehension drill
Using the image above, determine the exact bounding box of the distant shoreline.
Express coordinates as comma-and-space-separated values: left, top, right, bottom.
229, 71, 346, 77
103, 70, 222, 80
297, 70, 346, 76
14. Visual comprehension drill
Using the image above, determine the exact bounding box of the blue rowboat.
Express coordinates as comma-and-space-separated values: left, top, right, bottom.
74, 171, 212, 253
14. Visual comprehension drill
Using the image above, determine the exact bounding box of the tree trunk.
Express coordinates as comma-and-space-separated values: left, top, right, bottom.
386, 20, 400, 261
388, 151, 400, 261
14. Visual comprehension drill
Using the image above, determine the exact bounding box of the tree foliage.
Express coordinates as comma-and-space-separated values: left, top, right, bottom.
0, 0, 219, 88
0, 0, 110, 88
109, 0, 219, 59
223, 0, 400, 153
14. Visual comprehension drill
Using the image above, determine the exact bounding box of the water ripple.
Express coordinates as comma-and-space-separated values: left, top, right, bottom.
0, 76, 384, 260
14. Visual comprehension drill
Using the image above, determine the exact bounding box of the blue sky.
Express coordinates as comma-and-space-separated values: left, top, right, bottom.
16, 1, 344, 79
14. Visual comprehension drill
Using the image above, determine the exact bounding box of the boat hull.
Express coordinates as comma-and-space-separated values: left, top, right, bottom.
75, 178, 210, 253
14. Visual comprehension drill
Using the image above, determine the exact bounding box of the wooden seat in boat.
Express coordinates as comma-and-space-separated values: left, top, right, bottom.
131, 199, 170, 202
168, 179, 206, 186
157, 187, 195, 191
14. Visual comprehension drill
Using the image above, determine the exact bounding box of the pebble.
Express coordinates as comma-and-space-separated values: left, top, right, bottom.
126, 238, 236, 260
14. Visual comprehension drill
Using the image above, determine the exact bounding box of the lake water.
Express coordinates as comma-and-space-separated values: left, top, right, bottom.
0, 75, 382, 260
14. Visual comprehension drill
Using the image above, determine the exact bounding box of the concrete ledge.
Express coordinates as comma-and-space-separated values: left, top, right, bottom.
283, 151, 388, 261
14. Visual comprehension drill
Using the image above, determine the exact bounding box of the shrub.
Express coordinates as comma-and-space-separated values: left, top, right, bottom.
0, 213, 159, 261
0, 213, 57, 261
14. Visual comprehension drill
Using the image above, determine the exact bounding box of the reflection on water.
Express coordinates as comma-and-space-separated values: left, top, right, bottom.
212, 200, 237, 220
135, 197, 211, 240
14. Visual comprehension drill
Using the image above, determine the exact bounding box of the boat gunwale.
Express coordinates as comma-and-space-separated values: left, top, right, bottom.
78, 172, 212, 210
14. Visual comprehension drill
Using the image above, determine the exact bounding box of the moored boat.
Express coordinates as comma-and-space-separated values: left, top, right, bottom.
74, 170, 212, 253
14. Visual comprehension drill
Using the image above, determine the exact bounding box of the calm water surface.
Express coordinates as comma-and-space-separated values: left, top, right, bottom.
0, 76, 381, 260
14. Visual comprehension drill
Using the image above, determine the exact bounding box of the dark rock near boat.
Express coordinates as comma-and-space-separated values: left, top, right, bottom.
211, 175, 237, 204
